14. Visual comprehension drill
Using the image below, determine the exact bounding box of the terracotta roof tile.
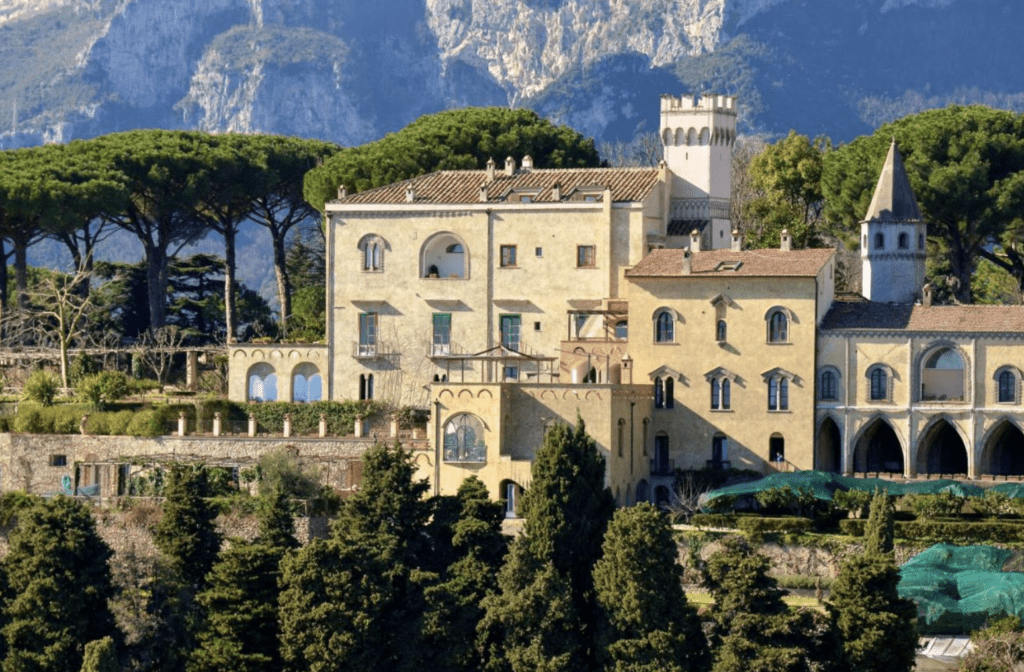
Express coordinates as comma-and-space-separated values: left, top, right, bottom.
332, 167, 660, 205
821, 300, 1024, 333
625, 248, 835, 278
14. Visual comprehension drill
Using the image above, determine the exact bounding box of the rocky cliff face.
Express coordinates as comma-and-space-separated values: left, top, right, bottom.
1, 0, 1022, 150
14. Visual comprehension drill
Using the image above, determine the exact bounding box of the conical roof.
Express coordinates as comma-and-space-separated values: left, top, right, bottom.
863, 139, 923, 222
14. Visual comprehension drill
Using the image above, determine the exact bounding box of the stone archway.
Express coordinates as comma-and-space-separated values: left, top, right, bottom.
916, 419, 968, 476
981, 421, 1024, 476
853, 419, 904, 474
816, 418, 842, 473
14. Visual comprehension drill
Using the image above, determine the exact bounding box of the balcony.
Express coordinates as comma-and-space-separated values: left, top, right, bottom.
651, 458, 675, 476
430, 342, 452, 357
352, 342, 390, 359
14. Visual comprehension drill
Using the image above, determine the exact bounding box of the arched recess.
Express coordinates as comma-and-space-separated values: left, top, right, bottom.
853, 418, 904, 474
654, 485, 671, 506
636, 479, 650, 503
443, 413, 487, 463
687, 128, 697, 145
920, 345, 967, 402
662, 128, 672, 145
499, 479, 522, 518
916, 418, 969, 475
421, 232, 469, 279
816, 417, 842, 473
981, 420, 1024, 476
291, 362, 322, 402
247, 362, 277, 402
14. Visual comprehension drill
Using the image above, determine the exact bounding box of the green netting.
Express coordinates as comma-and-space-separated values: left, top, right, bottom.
698, 471, 989, 509
898, 543, 1024, 634
988, 483, 1024, 498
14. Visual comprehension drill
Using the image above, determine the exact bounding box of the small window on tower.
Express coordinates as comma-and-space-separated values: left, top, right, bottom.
898, 233, 909, 249
874, 232, 885, 250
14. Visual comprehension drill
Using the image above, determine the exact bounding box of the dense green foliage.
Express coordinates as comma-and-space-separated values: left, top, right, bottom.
304, 107, 602, 210
75, 370, 130, 409
593, 504, 710, 672
1, 497, 116, 672
828, 495, 918, 672
22, 369, 59, 406
154, 465, 222, 587
80, 637, 117, 672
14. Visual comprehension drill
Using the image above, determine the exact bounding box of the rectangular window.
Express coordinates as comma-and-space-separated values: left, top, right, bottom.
500, 314, 521, 352
535, 247, 543, 257
432, 313, 451, 356
534, 321, 541, 331
500, 245, 517, 267
577, 245, 596, 268
358, 313, 377, 356
50, 455, 67, 467
768, 378, 778, 411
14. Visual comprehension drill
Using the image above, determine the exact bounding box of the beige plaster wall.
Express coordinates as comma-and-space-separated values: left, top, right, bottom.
227, 345, 329, 403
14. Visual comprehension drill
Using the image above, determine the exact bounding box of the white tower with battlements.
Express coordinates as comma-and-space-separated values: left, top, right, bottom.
861, 140, 927, 304
660, 93, 737, 250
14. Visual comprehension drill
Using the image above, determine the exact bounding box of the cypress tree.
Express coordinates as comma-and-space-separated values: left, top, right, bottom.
80, 637, 117, 672
593, 504, 710, 672
703, 535, 829, 672
828, 494, 918, 672
2, 497, 116, 672
479, 417, 615, 671
153, 464, 222, 588
422, 476, 508, 672
278, 441, 431, 672
256, 487, 299, 551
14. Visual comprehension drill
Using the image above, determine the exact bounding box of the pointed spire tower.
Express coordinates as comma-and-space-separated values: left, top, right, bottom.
861, 139, 927, 303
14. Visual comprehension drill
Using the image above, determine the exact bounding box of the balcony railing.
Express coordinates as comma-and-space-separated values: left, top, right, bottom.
705, 459, 732, 470
651, 458, 675, 476
352, 342, 387, 358
444, 444, 487, 463
431, 342, 452, 356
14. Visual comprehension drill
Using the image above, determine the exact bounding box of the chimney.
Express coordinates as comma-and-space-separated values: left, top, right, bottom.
337, 184, 347, 199
486, 157, 496, 183
689, 229, 701, 253
681, 249, 692, 275
505, 156, 516, 176
780, 228, 792, 251
521, 155, 533, 171
731, 229, 742, 251
479, 183, 488, 202
405, 184, 415, 203
551, 183, 561, 201
922, 283, 933, 307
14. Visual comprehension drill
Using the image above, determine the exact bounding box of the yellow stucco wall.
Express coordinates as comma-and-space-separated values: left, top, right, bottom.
227, 345, 329, 403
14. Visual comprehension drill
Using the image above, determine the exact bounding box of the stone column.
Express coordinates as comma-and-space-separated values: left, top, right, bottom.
186, 351, 199, 392
178, 412, 186, 437
319, 413, 327, 438
248, 413, 256, 438
212, 412, 222, 437
354, 415, 364, 439
283, 413, 293, 438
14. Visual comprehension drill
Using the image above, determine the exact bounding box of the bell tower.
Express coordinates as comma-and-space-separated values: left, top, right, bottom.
660, 93, 737, 249
861, 139, 927, 304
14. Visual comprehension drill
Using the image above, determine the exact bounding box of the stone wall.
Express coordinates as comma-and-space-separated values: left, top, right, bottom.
0, 432, 431, 497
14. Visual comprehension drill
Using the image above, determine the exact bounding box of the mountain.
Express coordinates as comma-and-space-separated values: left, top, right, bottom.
2, 0, 1023, 151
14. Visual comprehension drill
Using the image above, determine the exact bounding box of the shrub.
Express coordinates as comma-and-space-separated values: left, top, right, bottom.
127, 410, 163, 437
833, 489, 873, 518
68, 354, 100, 386
22, 370, 60, 406
902, 491, 966, 518
0, 417, 9, 432
84, 414, 109, 436
254, 449, 321, 499
53, 406, 83, 434
690, 513, 739, 529
77, 371, 131, 409
840, 519, 866, 537
737, 516, 814, 538
971, 490, 1016, 518
12, 407, 51, 434
105, 410, 134, 435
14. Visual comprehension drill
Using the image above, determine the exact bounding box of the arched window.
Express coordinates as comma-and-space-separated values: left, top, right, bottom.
292, 363, 322, 403
711, 377, 731, 410
919, 233, 925, 250
874, 232, 885, 250
615, 321, 628, 340
770, 434, 785, 466
444, 414, 486, 462
359, 235, 387, 271
711, 433, 728, 468
247, 363, 277, 402
422, 233, 468, 278
654, 378, 665, 408
898, 232, 909, 249
820, 369, 838, 401
716, 319, 727, 342
768, 376, 789, 411
999, 369, 1017, 403
664, 377, 674, 409
655, 311, 674, 343
869, 367, 887, 401
997, 367, 1019, 403
359, 373, 374, 400
768, 311, 789, 343
921, 346, 965, 401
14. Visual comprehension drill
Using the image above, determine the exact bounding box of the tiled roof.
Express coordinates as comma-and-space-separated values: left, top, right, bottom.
864, 140, 923, 222
821, 300, 1024, 333
333, 167, 660, 205
624, 248, 835, 278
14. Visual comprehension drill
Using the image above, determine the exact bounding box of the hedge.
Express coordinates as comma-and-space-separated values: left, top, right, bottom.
690, 513, 739, 529
737, 516, 814, 536
840, 518, 1024, 544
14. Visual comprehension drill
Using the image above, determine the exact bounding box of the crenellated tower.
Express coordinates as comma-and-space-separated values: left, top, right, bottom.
659, 93, 737, 249
861, 139, 927, 304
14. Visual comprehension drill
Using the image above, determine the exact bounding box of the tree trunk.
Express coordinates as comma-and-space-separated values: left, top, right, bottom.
223, 226, 237, 343
272, 230, 291, 336
0, 239, 8, 330
13, 240, 28, 310
145, 244, 168, 331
